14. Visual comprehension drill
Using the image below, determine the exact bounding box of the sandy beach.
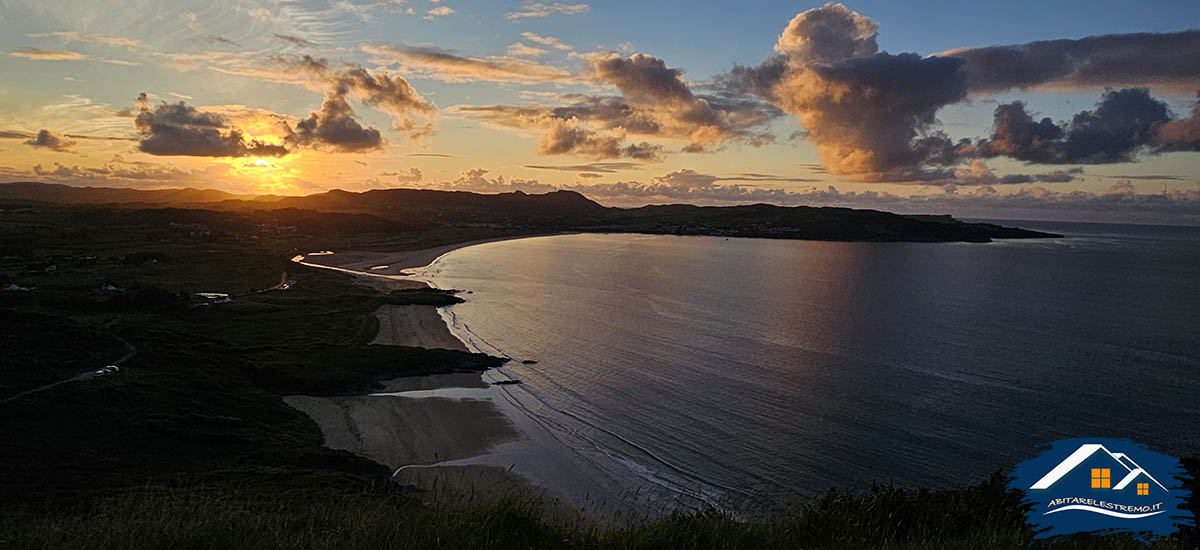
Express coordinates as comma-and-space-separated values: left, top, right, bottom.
372, 305, 468, 351
286, 235, 648, 521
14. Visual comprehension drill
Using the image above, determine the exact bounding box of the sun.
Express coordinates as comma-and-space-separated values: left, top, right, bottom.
253, 159, 272, 167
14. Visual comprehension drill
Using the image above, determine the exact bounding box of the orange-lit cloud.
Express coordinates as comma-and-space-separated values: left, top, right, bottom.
10, 48, 86, 60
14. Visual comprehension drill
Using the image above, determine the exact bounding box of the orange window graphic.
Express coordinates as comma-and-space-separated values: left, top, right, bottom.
1137, 483, 1149, 495
1091, 468, 1111, 488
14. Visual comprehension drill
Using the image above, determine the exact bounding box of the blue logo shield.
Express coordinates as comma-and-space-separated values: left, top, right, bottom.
1011, 438, 1193, 541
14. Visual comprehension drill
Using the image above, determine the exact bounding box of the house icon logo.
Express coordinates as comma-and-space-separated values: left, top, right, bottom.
1010, 438, 1193, 541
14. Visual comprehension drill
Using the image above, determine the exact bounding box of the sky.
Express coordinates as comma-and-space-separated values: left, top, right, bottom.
1, 0, 1199, 224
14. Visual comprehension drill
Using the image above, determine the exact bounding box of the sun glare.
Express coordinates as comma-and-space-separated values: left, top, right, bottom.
253, 159, 271, 167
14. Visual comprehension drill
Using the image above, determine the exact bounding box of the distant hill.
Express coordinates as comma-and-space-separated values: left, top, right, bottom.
0, 182, 258, 206
0, 181, 1059, 242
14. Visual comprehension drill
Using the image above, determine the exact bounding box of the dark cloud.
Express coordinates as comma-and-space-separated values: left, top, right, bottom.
206, 35, 240, 47
454, 51, 780, 160
999, 168, 1083, 184
274, 33, 317, 48
408, 153, 454, 158
380, 167, 422, 185
578, 172, 604, 178
943, 30, 1200, 94
538, 118, 664, 160
288, 93, 383, 152
712, 5, 1200, 181
276, 55, 435, 138
525, 162, 643, 172
584, 52, 780, 153
23, 129, 76, 152
133, 94, 288, 158
1109, 174, 1188, 181
969, 88, 1190, 164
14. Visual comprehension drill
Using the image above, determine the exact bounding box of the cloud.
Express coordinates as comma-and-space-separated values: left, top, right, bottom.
381, 167, 423, 184
717, 4, 968, 181
454, 51, 780, 159
133, 94, 289, 157
520, 32, 572, 51
274, 34, 317, 48
1155, 94, 1200, 152
23, 130, 76, 152
505, 1, 588, 20
207, 35, 240, 48
507, 42, 547, 57
424, 5, 454, 19
1109, 178, 1135, 195
998, 168, 1083, 184
287, 93, 384, 152
968, 88, 1200, 164
539, 118, 664, 160
942, 30, 1200, 94
524, 162, 643, 172
422, 168, 561, 194
564, 171, 798, 203
180, 12, 203, 32
10, 48, 86, 60
360, 43, 575, 83
275, 55, 435, 137
26, 31, 141, 49
712, 5, 1200, 182
773, 2, 878, 65
22, 155, 221, 187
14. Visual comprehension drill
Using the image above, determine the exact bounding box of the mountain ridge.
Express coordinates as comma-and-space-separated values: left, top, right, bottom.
0, 181, 1060, 242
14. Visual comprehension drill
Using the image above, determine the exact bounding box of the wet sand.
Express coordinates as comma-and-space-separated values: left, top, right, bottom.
372, 305, 468, 351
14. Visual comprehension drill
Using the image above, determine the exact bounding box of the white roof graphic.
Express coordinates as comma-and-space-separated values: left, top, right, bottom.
1030, 443, 1168, 491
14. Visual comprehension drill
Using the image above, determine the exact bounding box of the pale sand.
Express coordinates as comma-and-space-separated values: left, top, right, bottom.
283, 390, 518, 467
372, 305, 468, 351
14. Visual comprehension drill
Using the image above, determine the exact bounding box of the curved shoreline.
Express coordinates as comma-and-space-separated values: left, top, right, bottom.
289, 233, 660, 521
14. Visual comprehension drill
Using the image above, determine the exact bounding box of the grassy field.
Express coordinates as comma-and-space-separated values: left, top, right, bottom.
0, 201, 1195, 549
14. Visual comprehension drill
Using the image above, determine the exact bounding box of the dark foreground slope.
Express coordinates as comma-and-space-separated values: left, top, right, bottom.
0, 182, 1059, 242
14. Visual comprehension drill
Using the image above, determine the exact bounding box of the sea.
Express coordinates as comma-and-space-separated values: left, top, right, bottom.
416, 221, 1200, 515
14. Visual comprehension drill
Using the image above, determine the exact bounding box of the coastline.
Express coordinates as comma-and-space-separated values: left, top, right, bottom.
288, 234, 653, 521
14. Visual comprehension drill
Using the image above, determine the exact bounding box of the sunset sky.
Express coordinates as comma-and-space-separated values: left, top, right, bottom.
2, 0, 1199, 223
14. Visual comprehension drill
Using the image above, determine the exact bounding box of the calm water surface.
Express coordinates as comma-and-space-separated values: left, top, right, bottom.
420, 222, 1200, 512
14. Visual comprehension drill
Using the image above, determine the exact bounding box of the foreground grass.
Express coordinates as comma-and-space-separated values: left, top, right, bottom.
3, 480, 1193, 550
